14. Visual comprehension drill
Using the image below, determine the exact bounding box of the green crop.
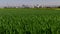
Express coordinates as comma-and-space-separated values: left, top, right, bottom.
0, 8, 60, 34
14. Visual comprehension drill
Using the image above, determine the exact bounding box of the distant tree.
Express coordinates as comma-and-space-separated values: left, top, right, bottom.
22, 5, 30, 8
39, 6, 42, 8
57, 6, 60, 8
4, 7, 8, 8
34, 6, 39, 8
46, 7, 51, 8
4, 6, 17, 8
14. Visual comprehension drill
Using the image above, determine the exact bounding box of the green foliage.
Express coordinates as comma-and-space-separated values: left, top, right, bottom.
0, 8, 60, 34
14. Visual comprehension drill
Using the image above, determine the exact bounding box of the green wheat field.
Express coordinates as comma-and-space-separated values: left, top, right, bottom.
0, 8, 60, 34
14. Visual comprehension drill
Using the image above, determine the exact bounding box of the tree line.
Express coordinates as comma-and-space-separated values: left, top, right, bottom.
3, 5, 60, 8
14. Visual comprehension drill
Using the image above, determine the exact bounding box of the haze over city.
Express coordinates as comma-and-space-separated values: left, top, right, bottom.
0, 0, 60, 7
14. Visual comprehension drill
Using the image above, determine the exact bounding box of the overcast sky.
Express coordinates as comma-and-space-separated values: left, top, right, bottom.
0, 0, 60, 6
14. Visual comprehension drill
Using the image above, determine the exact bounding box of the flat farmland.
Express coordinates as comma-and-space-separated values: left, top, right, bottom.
0, 8, 60, 34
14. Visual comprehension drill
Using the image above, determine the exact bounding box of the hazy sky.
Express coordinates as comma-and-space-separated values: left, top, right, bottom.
0, 0, 60, 6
